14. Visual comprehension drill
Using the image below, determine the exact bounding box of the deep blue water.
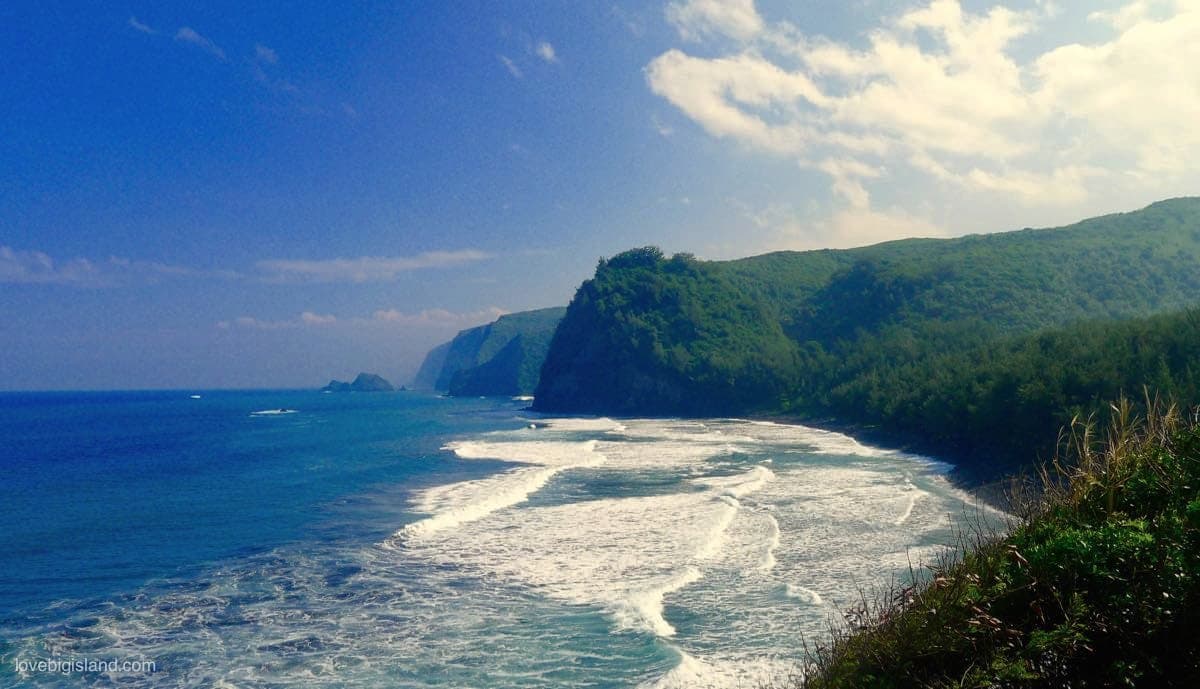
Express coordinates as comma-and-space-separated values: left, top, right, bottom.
0, 390, 518, 615
0, 390, 996, 688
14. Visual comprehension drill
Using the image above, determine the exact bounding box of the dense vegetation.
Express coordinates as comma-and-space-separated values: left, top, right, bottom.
797, 308, 1200, 477
413, 307, 566, 396
535, 247, 800, 415
535, 198, 1200, 477
800, 402, 1200, 688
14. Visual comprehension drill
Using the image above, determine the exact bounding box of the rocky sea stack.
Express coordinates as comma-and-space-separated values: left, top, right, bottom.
320, 372, 397, 393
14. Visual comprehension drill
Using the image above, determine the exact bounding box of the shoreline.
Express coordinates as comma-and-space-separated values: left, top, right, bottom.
747, 412, 1021, 514
526, 404, 1021, 514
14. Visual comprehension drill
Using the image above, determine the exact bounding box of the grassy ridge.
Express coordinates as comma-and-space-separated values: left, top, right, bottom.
800, 401, 1200, 688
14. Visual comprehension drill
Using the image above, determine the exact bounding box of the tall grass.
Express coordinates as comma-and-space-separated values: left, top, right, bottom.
792, 396, 1200, 688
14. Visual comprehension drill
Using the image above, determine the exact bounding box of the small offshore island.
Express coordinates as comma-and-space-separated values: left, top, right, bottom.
321, 372, 401, 393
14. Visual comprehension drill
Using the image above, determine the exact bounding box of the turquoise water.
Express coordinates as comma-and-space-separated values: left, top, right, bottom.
0, 391, 999, 688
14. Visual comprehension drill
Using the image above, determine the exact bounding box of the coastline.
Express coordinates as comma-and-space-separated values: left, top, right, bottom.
748, 412, 1022, 514
525, 404, 1020, 514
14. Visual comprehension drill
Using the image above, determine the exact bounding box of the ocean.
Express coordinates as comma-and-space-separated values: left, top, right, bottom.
0, 390, 1000, 688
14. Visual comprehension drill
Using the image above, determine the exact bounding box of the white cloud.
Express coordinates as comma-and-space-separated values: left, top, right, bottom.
251, 50, 300, 94
963, 165, 1103, 206
651, 114, 675, 137
817, 157, 883, 209
371, 306, 508, 327
812, 205, 948, 250
536, 41, 558, 62
737, 201, 948, 252
218, 316, 295, 331
218, 312, 333, 331
0, 247, 241, 286
128, 16, 156, 35
175, 27, 226, 61
0, 246, 102, 285
646, 49, 823, 153
2, 246, 490, 287
220, 307, 509, 331
612, 5, 648, 37
1034, 4, 1200, 178
105, 256, 241, 280
255, 249, 492, 283
1087, 0, 1176, 31
499, 54, 523, 78
666, 0, 764, 42
254, 43, 279, 64
300, 311, 337, 326
647, 0, 1200, 214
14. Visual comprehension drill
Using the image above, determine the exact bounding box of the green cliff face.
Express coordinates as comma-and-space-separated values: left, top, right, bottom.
415, 306, 566, 396
535, 248, 802, 415
411, 341, 451, 391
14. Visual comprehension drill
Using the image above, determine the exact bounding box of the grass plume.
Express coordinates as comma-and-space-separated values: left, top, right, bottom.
792, 396, 1200, 688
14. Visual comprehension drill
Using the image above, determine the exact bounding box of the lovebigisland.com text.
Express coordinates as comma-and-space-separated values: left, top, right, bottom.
13, 656, 158, 678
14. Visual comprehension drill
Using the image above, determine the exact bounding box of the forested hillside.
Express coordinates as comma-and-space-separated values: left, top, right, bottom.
535, 198, 1200, 475
811, 308, 1200, 475
413, 306, 565, 396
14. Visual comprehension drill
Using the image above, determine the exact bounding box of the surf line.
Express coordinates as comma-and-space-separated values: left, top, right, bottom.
385, 439, 606, 547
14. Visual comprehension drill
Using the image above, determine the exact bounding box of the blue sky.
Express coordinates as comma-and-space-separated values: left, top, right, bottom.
2, 1, 1197, 389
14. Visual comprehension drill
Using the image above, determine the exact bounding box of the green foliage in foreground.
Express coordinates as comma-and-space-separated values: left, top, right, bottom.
801, 402, 1200, 688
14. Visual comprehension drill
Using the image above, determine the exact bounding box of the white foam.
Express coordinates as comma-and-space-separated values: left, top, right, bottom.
736, 419, 946, 466
640, 650, 801, 689
393, 440, 603, 541
538, 417, 627, 433
402, 464, 774, 638
894, 493, 918, 525
693, 465, 775, 499
443, 439, 601, 466
396, 419, 992, 657
617, 566, 703, 637
694, 499, 739, 561
759, 514, 781, 571
783, 584, 824, 606
397, 465, 564, 539
594, 438, 737, 471
618, 421, 760, 445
